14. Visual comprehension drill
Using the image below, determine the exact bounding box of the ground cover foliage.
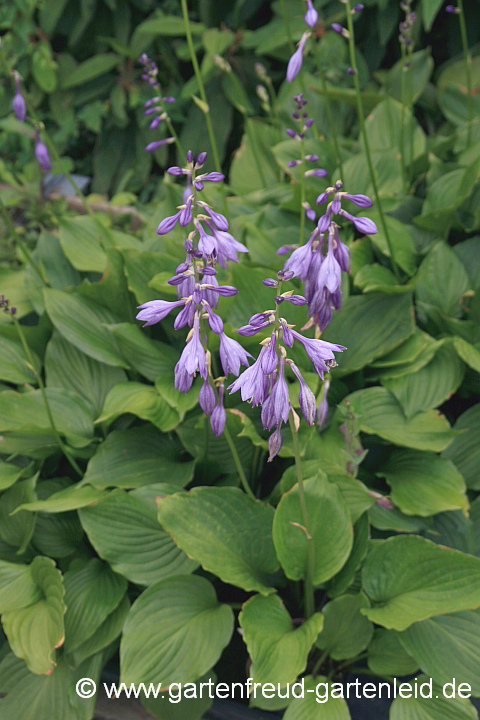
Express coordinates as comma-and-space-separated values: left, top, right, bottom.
0, 0, 480, 719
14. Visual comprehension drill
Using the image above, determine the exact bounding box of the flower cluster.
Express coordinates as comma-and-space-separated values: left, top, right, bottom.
286, 1, 322, 82
278, 182, 376, 331
0, 296, 16, 317
230, 274, 345, 460
136, 150, 249, 436
139, 53, 176, 152
399, 0, 417, 45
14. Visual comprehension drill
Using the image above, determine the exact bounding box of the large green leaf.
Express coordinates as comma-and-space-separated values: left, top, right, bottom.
321, 293, 415, 375
363, 211, 417, 275
385, 49, 434, 103
108, 323, 178, 381
346, 387, 455, 452
96, 382, 180, 432
68, 594, 130, 668
82, 427, 195, 489
371, 329, 431, 368
120, 575, 234, 687
273, 475, 353, 585
362, 536, 480, 631
399, 611, 480, 695
0, 459, 27, 492
422, 0, 444, 30
316, 593, 373, 662
57, 216, 107, 272
383, 343, 465, 417
416, 243, 471, 318
0, 388, 94, 448
390, 675, 478, 720
378, 450, 468, 516
0, 336, 41, 385
158, 487, 279, 594
283, 676, 351, 720
13, 484, 110, 514
239, 594, 323, 686
454, 337, 480, 374
0, 476, 37, 553
45, 332, 127, 417
79, 487, 198, 586
0, 558, 43, 611
43, 289, 127, 368
442, 405, 480, 490
140, 672, 216, 720
61, 54, 121, 89
63, 558, 127, 654
325, 513, 370, 598
367, 628, 419, 676
2, 557, 65, 674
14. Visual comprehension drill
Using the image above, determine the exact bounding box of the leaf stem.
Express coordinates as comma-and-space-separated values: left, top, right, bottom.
344, 2, 401, 280
224, 425, 256, 500
12, 317, 83, 478
180, 0, 227, 214
288, 411, 315, 618
457, 0, 473, 148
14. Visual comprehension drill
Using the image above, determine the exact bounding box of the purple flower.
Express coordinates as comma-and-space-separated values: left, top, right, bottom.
280, 319, 294, 347
286, 128, 297, 138
145, 138, 175, 152
174, 300, 195, 329
283, 237, 313, 280
291, 330, 345, 377
204, 205, 229, 231
331, 23, 348, 37
339, 210, 377, 234
287, 32, 310, 83
204, 284, 238, 297
211, 384, 227, 436
305, 168, 329, 178
261, 332, 278, 374
316, 191, 330, 205
157, 211, 181, 235
291, 363, 316, 425
35, 134, 51, 171
136, 299, 185, 326
219, 333, 251, 376
268, 426, 284, 462
343, 193, 373, 208
304, 0, 318, 27
176, 315, 206, 386
206, 224, 248, 267
200, 379, 216, 414
205, 304, 224, 334
229, 348, 268, 405
264, 278, 278, 288
317, 233, 341, 294
200, 172, 225, 183
318, 210, 332, 233
284, 294, 308, 305
316, 378, 330, 427
12, 77, 26, 122
271, 357, 290, 425
445, 4, 458, 11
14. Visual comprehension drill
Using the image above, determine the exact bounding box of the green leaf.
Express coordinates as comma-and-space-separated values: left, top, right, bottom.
399, 611, 480, 695
0, 460, 26, 492
2, 557, 65, 674
365, 97, 426, 163
239, 594, 323, 686
346, 387, 456, 452
43, 289, 127, 368
108, 323, 178, 381
83, 427, 195, 489
13, 484, 110, 514
69, 594, 130, 667
158, 487, 279, 594
321, 293, 415, 375
0, 559, 43, 611
45, 332, 127, 417
63, 558, 127, 654
0, 476, 37, 553
316, 593, 374, 661
61, 54, 121, 89
0, 388, 94, 448
155, 375, 200, 422
57, 216, 106, 272
32, 43, 58, 93
325, 514, 370, 598
390, 675, 478, 720
273, 475, 353, 585
371, 329, 434, 368
283, 675, 351, 720
383, 344, 465, 418
363, 212, 417, 275
379, 450, 468, 517
353, 264, 404, 293
416, 243, 470, 318
222, 72, 255, 114
385, 49, 434, 103
362, 535, 480, 631
120, 575, 233, 687
367, 629, 419, 676
443, 405, 480, 490
97, 382, 180, 432
79, 488, 198, 586
422, 0, 444, 31
0, 336, 41, 385
369, 504, 429, 534
372, 336, 442, 381
453, 336, 480, 373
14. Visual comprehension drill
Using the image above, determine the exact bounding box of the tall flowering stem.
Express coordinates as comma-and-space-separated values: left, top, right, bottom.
399, 43, 408, 192
457, 0, 473, 148
180, 0, 227, 213
314, 46, 344, 179
224, 424, 256, 500
343, 1, 401, 279
288, 410, 315, 618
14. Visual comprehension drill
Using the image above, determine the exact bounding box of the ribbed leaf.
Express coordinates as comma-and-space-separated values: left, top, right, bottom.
2, 556, 65, 674
443, 405, 480, 489
83, 427, 195, 489
109, 323, 178, 382
362, 536, 480, 630
390, 675, 477, 720
378, 450, 468, 516
283, 676, 351, 720
79, 487, 198, 586
96, 382, 180, 432
14, 483, 110, 514
120, 575, 234, 687
57, 216, 107, 272
316, 593, 373, 661
367, 629, 419, 676
0, 336, 41, 384
43, 288, 127, 368
63, 558, 127, 653
0, 476, 37, 552
239, 594, 323, 686
0, 459, 26, 491
158, 487, 279, 594
346, 387, 455, 452
273, 475, 353, 584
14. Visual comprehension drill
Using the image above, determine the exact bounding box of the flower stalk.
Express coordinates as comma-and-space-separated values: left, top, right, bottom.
457, 0, 473, 148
